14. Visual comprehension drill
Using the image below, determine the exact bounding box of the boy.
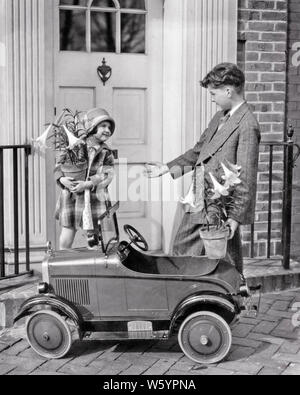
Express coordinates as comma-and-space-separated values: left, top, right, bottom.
55, 108, 115, 250
145, 63, 261, 275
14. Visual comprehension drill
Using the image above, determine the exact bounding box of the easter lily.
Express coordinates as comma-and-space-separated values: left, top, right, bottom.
63, 125, 82, 150
34, 124, 53, 149
221, 162, 241, 188
180, 184, 196, 208
209, 172, 229, 200
225, 159, 241, 175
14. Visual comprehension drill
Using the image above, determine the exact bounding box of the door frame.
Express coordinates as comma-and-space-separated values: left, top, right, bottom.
44, 0, 166, 250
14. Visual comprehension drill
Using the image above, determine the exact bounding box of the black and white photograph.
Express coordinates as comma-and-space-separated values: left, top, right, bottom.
1, 0, 300, 379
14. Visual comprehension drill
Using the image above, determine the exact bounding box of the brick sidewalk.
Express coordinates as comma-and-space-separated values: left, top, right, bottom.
0, 289, 300, 375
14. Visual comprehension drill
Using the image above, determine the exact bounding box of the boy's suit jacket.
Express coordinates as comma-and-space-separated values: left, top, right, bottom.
167, 102, 261, 225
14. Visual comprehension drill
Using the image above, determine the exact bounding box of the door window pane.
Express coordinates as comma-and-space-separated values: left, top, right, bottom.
60, 0, 89, 6
91, 12, 116, 52
119, 0, 145, 9
91, 0, 116, 7
60, 10, 86, 51
121, 13, 145, 53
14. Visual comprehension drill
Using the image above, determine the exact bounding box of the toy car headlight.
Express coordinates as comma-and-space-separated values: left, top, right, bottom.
38, 282, 49, 294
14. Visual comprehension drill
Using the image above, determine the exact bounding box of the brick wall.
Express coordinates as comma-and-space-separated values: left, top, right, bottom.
287, 0, 300, 258
237, 0, 288, 257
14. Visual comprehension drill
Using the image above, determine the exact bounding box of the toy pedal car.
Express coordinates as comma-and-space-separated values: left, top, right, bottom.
14, 222, 259, 365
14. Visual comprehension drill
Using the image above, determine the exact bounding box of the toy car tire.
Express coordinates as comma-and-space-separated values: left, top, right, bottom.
178, 311, 232, 365
25, 310, 73, 359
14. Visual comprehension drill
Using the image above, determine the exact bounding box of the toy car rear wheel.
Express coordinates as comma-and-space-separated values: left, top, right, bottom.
25, 310, 73, 359
178, 311, 232, 365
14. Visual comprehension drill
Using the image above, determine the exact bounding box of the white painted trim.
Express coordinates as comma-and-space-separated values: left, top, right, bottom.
162, 0, 238, 253
162, 0, 186, 253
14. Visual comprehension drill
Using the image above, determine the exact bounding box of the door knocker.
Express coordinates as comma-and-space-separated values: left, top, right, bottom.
97, 58, 112, 86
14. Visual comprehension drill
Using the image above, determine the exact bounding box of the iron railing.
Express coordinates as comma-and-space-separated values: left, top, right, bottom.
0, 145, 33, 280
249, 126, 300, 269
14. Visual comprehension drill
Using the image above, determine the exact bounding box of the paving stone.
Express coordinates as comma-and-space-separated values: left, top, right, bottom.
141, 351, 183, 361
18, 347, 48, 362
142, 360, 176, 375
217, 360, 262, 374
37, 358, 72, 372
197, 367, 234, 375
0, 363, 17, 375
30, 370, 67, 375
4, 340, 30, 356
58, 363, 100, 375
0, 342, 8, 352
131, 355, 159, 367
247, 332, 285, 345
232, 323, 254, 338
119, 365, 147, 375
273, 352, 300, 364
229, 346, 256, 360
279, 341, 300, 354
249, 343, 281, 359
270, 329, 300, 340
171, 360, 194, 372
165, 369, 197, 375
247, 356, 289, 371
258, 367, 284, 375
253, 320, 278, 334
281, 363, 300, 375
256, 313, 280, 322
272, 300, 292, 311
0, 354, 46, 371
232, 337, 262, 349
267, 310, 295, 319
273, 318, 297, 333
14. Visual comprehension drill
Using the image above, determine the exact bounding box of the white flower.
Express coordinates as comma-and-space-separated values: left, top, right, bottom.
225, 160, 241, 175
63, 125, 82, 149
180, 183, 196, 208
209, 172, 229, 200
33, 124, 53, 149
221, 162, 242, 188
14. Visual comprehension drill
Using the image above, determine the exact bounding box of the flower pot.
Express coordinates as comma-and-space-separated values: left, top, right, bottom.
199, 226, 230, 259
61, 161, 88, 181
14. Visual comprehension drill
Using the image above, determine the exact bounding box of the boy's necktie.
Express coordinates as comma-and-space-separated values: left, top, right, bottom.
217, 112, 231, 131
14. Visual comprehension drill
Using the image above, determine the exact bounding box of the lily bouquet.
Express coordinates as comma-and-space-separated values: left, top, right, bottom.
181, 161, 241, 259
203, 160, 242, 229
181, 160, 242, 228
180, 160, 242, 259
34, 109, 89, 180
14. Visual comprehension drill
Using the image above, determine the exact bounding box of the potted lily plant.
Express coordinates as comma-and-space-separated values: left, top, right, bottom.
34, 109, 89, 181
181, 160, 242, 259
200, 161, 242, 259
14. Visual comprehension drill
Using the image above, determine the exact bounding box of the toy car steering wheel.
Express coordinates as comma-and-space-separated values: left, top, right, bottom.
124, 225, 149, 252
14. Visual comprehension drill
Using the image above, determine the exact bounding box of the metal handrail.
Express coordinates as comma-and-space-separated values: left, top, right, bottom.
250, 126, 300, 269
0, 144, 33, 280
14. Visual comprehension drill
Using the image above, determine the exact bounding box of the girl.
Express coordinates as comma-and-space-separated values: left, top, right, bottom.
55, 108, 116, 249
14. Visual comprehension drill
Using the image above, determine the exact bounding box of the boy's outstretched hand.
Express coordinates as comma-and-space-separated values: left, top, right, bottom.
144, 162, 169, 178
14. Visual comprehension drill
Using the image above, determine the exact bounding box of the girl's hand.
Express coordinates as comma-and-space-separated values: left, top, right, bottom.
71, 181, 93, 193
60, 177, 76, 191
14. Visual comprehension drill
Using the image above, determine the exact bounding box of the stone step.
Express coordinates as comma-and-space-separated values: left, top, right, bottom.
244, 258, 300, 294
0, 274, 41, 330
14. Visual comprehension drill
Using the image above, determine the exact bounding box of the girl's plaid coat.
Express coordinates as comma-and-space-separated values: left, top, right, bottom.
54, 143, 115, 230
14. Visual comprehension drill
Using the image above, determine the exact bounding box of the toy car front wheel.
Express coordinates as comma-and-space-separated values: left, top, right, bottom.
178, 311, 232, 365
25, 310, 73, 359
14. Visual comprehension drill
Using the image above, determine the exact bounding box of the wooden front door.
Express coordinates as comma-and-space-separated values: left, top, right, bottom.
51, 0, 163, 250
